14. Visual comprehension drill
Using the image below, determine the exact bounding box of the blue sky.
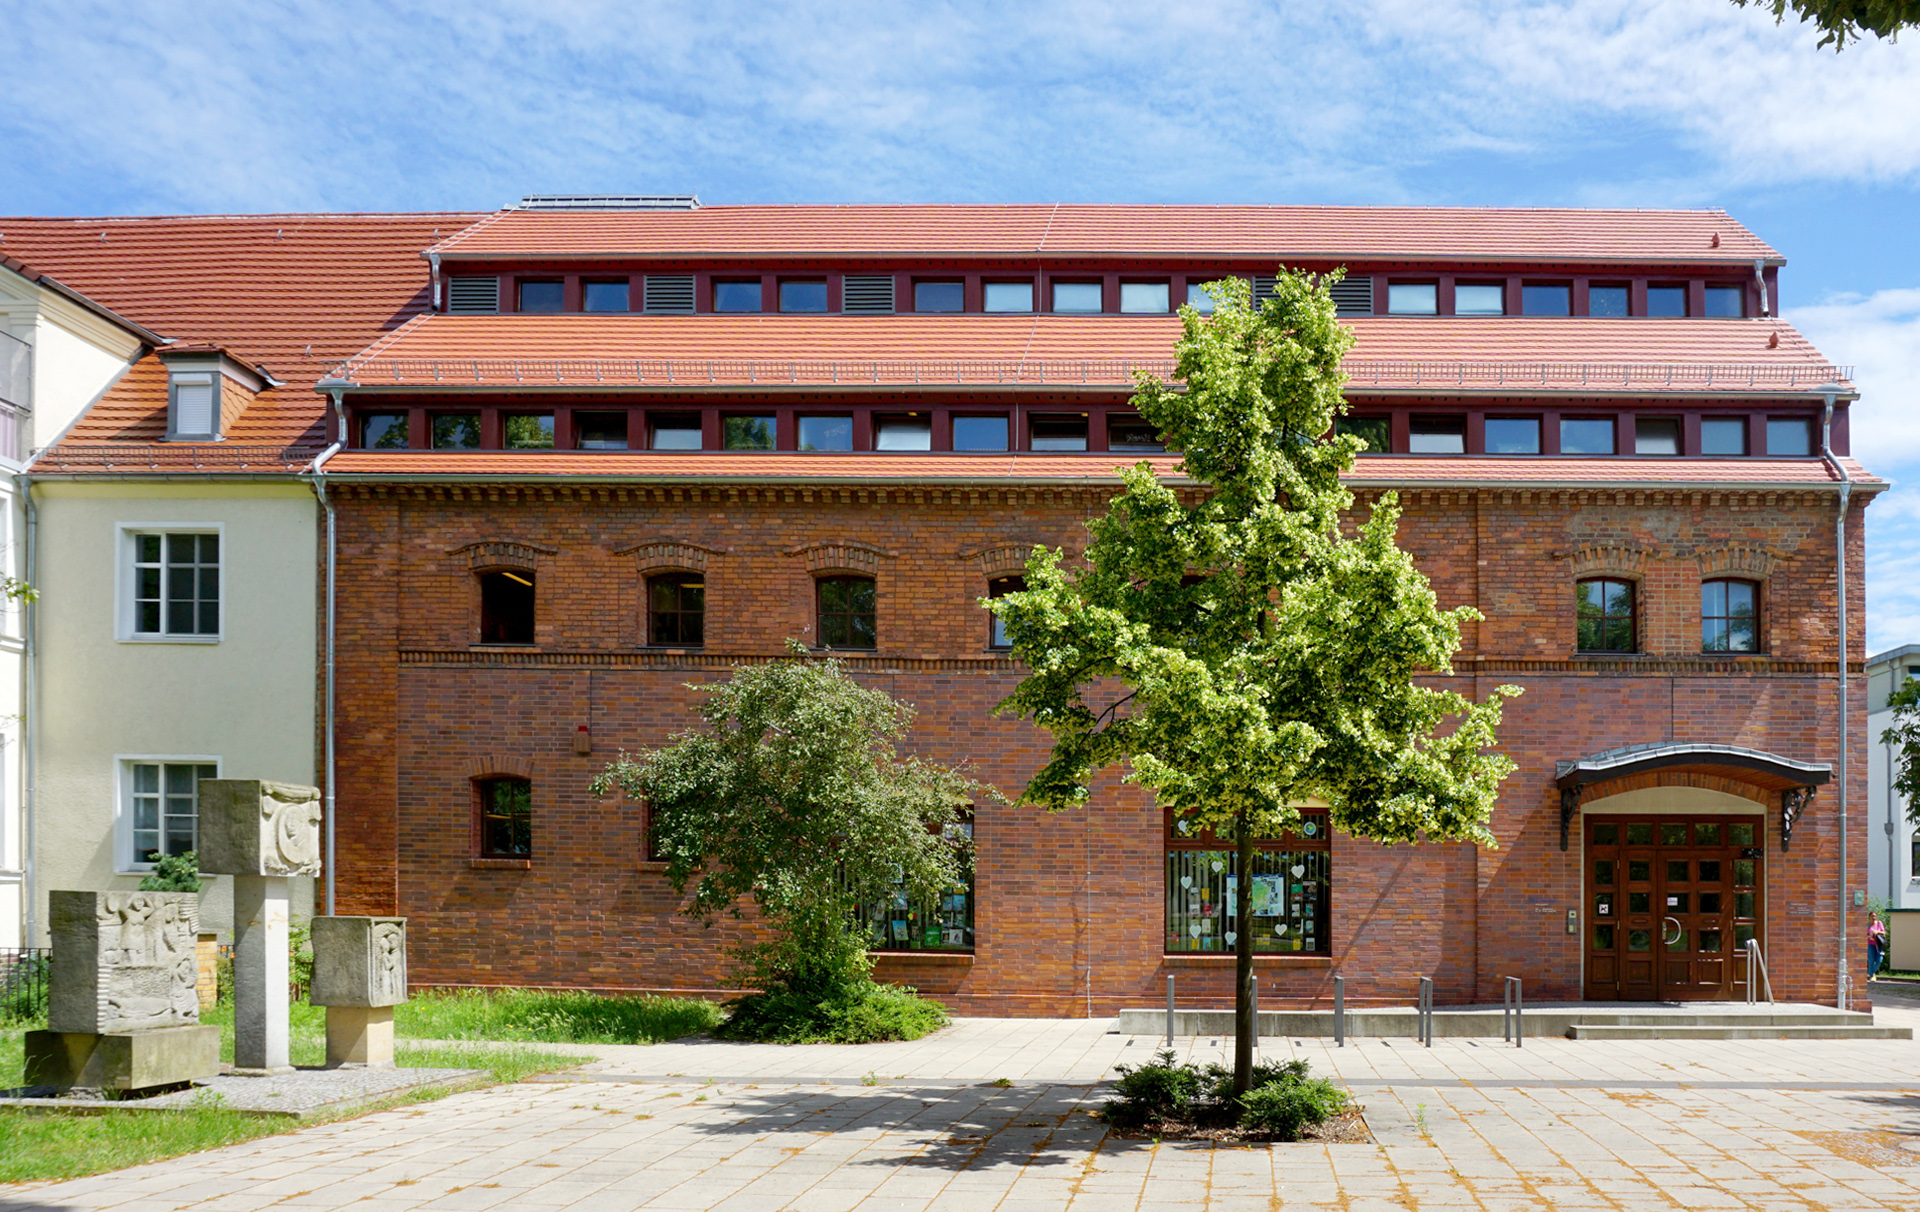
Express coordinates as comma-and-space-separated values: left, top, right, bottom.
5, 0, 1918, 647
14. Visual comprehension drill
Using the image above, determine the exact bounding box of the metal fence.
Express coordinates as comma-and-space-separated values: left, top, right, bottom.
0, 947, 50, 1023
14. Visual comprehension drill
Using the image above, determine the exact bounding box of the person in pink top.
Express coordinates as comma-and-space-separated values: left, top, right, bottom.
1868, 911, 1889, 981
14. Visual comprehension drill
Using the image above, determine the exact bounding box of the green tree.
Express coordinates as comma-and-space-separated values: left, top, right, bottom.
591, 644, 981, 1012
1881, 677, 1920, 822
1733, 0, 1920, 48
993, 271, 1519, 1095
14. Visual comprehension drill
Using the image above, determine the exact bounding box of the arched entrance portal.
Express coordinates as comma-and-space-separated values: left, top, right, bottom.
1558, 743, 1831, 1003
1582, 787, 1765, 1001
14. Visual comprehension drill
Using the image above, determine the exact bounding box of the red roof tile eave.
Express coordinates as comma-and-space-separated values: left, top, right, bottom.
428, 247, 1789, 267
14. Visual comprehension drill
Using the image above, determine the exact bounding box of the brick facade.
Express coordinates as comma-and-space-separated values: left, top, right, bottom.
329, 479, 1873, 1012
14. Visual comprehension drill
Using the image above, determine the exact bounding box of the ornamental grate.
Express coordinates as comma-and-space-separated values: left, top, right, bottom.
643, 275, 696, 314
447, 277, 500, 314
842, 275, 896, 314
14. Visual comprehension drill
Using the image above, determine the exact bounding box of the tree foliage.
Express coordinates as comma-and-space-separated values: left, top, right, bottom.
591, 644, 981, 1003
1881, 676, 1920, 822
1733, 0, 1920, 48
992, 270, 1518, 1091
137, 850, 201, 893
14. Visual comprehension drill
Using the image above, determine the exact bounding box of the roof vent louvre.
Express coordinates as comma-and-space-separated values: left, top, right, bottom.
516, 194, 700, 211
842, 275, 896, 314
448, 277, 500, 314
643, 275, 696, 314
1251, 276, 1279, 307
1329, 276, 1374, 316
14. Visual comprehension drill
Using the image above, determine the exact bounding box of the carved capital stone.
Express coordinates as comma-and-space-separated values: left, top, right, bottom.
47, 890, 201, 1035
198, 780, 323, 877
310, 917, 409, 1008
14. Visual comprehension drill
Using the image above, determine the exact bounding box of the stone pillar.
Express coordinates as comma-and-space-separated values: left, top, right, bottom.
198, 779, 323, 1077
310, 916, 408, 1069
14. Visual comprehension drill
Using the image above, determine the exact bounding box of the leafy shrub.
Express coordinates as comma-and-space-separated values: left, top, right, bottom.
716, 980, 948, 1044
137, 851, 201, 893
1105, 1050, 1206, 1129
1238, 1075, 1348, 1137
1103, 1050, 1346, 1138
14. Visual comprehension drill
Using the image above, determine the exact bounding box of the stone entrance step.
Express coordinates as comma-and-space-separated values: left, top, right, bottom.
1567, 1023, 1911, 1040
1112, 1002, 1911, 1040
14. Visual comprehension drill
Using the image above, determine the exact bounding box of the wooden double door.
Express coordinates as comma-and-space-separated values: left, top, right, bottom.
1584, 815, 1764, 1001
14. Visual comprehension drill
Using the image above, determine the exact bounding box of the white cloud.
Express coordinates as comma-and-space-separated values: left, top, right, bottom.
1788, 289, 1920, 652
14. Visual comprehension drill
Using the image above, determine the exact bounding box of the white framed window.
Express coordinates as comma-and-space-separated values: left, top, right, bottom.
119, 525, 222, 642
117, 756, 219, 871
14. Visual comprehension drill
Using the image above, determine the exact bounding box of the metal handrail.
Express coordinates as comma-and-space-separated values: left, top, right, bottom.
1502, 976, 1524, 1048
1745, 938, 1774, 1005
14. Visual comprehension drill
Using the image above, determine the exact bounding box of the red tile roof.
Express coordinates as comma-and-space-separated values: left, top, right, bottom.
334, 314, 1849, 396
306, 449, 1878, 491
427, 205, 1782, 265
2, 212, 484, 450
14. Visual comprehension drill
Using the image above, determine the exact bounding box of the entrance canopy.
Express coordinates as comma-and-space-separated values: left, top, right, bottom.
1553, 742, 1832, 851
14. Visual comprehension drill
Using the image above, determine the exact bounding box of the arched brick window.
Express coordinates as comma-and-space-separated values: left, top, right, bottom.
477, 776, 533, 858
1576, 577, 1636, 653
1701, 579, 1759, 653
478, 570, 535, 644
987, 575, 1024, 649
647, 573, 705, 647
817, 576, 877, 649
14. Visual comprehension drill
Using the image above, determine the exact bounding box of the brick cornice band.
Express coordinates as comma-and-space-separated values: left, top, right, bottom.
447, 540, 558, 572
1562, 544, 1652, 579
966, 542, 1045, 578
1696, 544, 1782, 579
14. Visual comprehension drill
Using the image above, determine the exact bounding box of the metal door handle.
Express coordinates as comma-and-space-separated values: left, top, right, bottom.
1662, 916, 1683, 946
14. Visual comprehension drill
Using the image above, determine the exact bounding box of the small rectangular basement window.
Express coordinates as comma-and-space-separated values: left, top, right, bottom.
724, 415, 776, 451
984, 282, 1033, 313
1388, 283, 1437, 315
713, 280, 762, 312
1700, 417, 1748, 456
582, 281, 629, 312
1030, 415, 1089, 451
1454, 284, 1504, 316
518, 280, 564, 313
575, 413, 628, 450
1635, 418, 1681, 456
1052, 282, 1103, 313
650, 414, 703, 450
1485, 417, 1541, 454
505, 414, 555, 449
915, 281, 964, 313
1186, 282, 1219, 314
1522, 284, 1571, 316
360, 413, 409, 449
799, 415, 853, 451
432, 414, 481, 449
953, 415, 1008, 452
1589, 285, 1629, 317
1767, 418, 1814, 456
875, 415, 932, 451
1108, 416, 1163, 452
1408, 415, 1466, 455
1705, 285, 1745, 317
1334, 416, 1389, 454
1646, 286, 1687, 317
1120, 282, 1169, 314
780, 280, 828, 313
1561, 418, 1617, 455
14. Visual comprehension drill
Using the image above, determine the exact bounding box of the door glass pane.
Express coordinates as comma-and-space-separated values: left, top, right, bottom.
1594, 860, 1615, 886
1735, 892, 1756, 917
1594, 893, 1614, 917
1594, 925, 1615, 949
1734, 924, 1755, 948
1733, 860, 1755, 885
1665, 893, 1689, 913
1699, 892, 1722, 914
1628, 930, 1651, 951
1729, 823, 1756, 846
1629, 891, 1650, 913
1694, 822, 1721, 845
1628, 860, 1650, 882
1698, 861, 1721, 883
1660, 823, 1688, 846
1700, 930, 1723, 953
1626, 822, 1653, 845
1668, 928, 1690, 951
1592, 823, 1618, 846
1667, 860, 1690, 883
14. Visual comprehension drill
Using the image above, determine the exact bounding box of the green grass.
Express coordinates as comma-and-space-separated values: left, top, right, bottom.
394, 988, 723, 1044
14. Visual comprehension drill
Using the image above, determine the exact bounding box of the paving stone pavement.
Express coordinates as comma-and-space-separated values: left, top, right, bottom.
5, 992, 1920, 1211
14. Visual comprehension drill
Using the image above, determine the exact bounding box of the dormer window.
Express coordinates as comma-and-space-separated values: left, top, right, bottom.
168, 374, 218, 441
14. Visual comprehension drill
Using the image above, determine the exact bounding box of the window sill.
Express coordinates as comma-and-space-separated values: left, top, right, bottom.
120, 635, 221, 645
870, 951, 974, 965
470, 857, 532, 870
1163, 954, 1331, 969
470, 643, 538, 650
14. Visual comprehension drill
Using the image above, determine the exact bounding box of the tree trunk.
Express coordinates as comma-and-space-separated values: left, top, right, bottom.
1233, 806, 1255, 1095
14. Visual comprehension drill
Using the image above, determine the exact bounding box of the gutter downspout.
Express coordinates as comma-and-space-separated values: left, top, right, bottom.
1818, 385, 1852, 1010
1754, 260, 1771, 318
429, 253, 443, 312
18, 474, 36, 946
307, 380, 350, 917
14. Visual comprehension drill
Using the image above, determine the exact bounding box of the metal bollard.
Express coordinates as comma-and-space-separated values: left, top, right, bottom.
1418, 976, 1433, 1047
1334, 975, 1346, 1047
1251, 975, 1260, 1054
1166, 973, 1175, 1047
1503, 976, 1523, 1048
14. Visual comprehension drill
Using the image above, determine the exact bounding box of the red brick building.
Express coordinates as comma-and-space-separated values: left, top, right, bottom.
37, 201, 1878, 1012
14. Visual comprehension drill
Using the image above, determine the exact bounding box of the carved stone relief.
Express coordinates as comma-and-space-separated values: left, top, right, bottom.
47, 890, 201, 1035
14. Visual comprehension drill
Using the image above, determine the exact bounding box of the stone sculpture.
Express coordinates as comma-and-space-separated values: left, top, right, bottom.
197, 778, 323, 1075
25, 891, 219, 1092
310, 916, 408, 1068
